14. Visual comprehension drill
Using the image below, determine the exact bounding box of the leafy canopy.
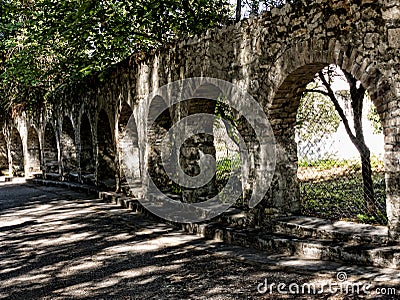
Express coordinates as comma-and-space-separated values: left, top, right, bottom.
0, 0, 232, 111
296, 82, 341, 142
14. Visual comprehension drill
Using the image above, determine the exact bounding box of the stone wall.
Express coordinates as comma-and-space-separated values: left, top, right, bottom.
2, 0, 400, 238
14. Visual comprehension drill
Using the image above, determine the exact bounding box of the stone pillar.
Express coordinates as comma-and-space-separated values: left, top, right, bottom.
385, 107, 400, 241
381, 0, 400, 241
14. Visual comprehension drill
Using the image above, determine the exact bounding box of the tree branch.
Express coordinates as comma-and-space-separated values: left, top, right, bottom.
304, 89, 329, 97
317, 71, 359, 147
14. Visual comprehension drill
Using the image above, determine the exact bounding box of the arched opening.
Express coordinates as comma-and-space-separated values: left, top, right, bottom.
44, 123, 59, 177
80, 113, 95, 184
10, 128, 24, 177
295, 65, 386, 224
146, 83, 246, 206
179, 97, 217, 202
268, 61, 387, 226
118, 102, 139, 193
0, 133, 9, 175
147, 96, 173, 192
97, 110, 116, 189
61, 117, 77, 180
27, 126, 41, 175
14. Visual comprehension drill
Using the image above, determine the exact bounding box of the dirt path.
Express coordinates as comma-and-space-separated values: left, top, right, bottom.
0, 182, 398, 299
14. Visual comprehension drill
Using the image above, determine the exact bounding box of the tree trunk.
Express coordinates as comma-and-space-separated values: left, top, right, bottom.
235, 0, 242, 23
345, 70, 377, 215
317, 69, 377, 217
359, 146, 375, 214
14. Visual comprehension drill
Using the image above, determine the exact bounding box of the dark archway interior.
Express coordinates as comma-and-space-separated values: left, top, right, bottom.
0, 133, 8, 175
80, 113, 95, 183
27, 127, 41, 174
44, 124, 59, 175
10, 128, 24, 176
180, 83, 222, 202
147, 96, 173, 191
97, 110, 116, 189
61, 117, 77, 179
181, 98, 217, 198
147, 94, 218, 202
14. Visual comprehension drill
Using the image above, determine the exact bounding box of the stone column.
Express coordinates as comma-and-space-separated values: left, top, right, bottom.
381, 0, 400, 240
385, 105, 400, 241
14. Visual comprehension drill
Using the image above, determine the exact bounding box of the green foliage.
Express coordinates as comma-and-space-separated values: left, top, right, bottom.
0, 0, 232, 110
216, 154, 241, 181
299, 156, 384, 173
296, 82, 341, 142
299, 156, 386, 225
298, 158, 360, 170
171, 183, 183, 194
370, 155, 384, 171
219, 156, 241, 169
356, 214, 377, 224
239, 0, 291, 17
367, 103, 383, 134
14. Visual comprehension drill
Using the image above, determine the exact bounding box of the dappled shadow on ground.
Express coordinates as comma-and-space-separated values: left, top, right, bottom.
0, 183, 398, 299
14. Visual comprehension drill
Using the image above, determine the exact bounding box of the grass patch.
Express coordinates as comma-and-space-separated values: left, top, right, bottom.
299, 157, 386, 225
300, 172, 387, 225
298, 158, 360, 170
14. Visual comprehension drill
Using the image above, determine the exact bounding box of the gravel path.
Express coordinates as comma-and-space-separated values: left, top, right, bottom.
0, 182, 399, 299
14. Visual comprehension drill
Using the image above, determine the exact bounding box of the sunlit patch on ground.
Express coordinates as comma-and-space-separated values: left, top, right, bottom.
0, 182, 399, 299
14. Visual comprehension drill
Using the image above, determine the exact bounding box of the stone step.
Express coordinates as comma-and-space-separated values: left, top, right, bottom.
30, 178, 98, 195
45, 172, 61, 180
182, 224, 400, 269
272, 216, 389, 245
30, 172, 43, 179
99, 192, 155, 216
98, 191, 400, 269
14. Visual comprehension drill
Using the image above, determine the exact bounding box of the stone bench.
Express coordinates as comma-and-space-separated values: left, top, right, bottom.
30, 172, 43, 179
45, 172, 61, 180
67, 172, 79, 182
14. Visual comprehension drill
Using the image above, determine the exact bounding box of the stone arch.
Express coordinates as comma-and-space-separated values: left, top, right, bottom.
27, 126, 41, 175
264, 40, 395, 229
44, 123, 59, 176
266, 40, 389, 133
147, 95, 171, 130
61, 116, 77, 180
97, 109, 116, 189
80, 113, 95, 183
146, 83, 228, 201
0, 132, 8, 175
10, 128, 24, 177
